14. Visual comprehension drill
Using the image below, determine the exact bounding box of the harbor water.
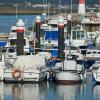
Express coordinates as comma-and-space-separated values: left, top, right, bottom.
0, 71, 99, 100
0, 15, 100, 100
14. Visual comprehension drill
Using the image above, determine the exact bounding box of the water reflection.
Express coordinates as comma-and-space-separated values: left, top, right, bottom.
0, 82, 82, 100
56, 84, 81, 100
0, 82, 3, 100
93, 85, 100, 100
0, 78, 99, 100
4, 82, 48, 100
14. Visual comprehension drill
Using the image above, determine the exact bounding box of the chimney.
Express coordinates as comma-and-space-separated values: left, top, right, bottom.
78, 0, 85, 15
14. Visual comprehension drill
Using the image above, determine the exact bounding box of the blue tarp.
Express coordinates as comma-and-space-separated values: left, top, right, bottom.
0, 41, 7, 47
45, 31, 58, 40
51, 50, 58, 57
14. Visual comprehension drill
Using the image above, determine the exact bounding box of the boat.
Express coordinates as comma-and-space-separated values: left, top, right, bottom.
4, 21, 31, 65
82, 14, 100, 45
83, 48, 100, 69
40, 16, 67, 48
4, 52, 51, 82
0, 52, 5, 81
65, 24, 88, 47
91, 59, 100, 83
86, 49, 100, 60
54, 54, 85, 84
5, 25, 30, 55
54, 15, 85, 84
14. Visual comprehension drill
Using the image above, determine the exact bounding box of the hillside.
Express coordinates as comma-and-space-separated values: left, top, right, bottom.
0, 0, 98, 5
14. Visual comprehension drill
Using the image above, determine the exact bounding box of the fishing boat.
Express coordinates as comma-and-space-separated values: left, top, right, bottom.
91, 59, 100, 83
4, 52, 51, 82
54, 15, 85, 84
82, 14, 100, 45
54, 54, 85, 84
65, 24, 88, 47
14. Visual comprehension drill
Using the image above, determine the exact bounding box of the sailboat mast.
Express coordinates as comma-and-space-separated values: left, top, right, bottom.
67, 15, 72, 55
98, 0, 100, 12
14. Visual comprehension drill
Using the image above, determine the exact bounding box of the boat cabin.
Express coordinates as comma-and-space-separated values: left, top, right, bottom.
65, 25, 87, 47
86, 49, 100, 59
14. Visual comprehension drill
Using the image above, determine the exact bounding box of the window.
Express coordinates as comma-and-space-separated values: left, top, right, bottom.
87, 52, 91, 54
72, 31, 76, 39
92, 51, 96, 54
8, 48, 15, 53
77, 31, 85, 39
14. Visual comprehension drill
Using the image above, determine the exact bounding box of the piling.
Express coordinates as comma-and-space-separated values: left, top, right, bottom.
58, 17, 64, 61
16, 19, 25, 56
35, 15, 41, 52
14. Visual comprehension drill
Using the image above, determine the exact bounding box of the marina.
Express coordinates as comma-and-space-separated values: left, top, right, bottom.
0, 0, 100, 99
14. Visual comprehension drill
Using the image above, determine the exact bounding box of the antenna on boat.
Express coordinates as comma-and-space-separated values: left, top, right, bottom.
42, 0, 47, 23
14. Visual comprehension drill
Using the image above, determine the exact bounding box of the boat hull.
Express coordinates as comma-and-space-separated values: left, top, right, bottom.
92, 68, 100, 83
55, 71, 82, 84
4, 68, 48, 83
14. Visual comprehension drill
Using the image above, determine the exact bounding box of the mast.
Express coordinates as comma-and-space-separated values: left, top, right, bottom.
98, 0, 100, 12
67, 15, 72, 55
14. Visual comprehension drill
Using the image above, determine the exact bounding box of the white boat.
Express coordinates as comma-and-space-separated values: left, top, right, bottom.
47, 16, 67, 32
4, 24, 31, 65
65, 25, 88, 47
5, 25, 30, 54
40, 16, 67, 48
0, 52, 5, 81
85, 49, 100, 60
82, 14, 100, 44
91, 59, 100, 83
4, 52, 51, 82
55, 54, 85, 84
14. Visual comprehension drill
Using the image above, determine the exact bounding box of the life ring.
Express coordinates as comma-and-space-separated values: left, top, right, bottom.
12, 69, 21, 79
